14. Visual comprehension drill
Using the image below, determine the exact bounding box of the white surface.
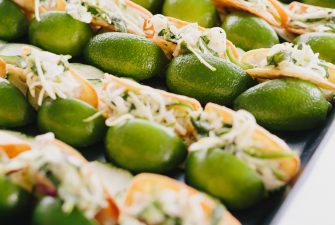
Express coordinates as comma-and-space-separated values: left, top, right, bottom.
271, 122, 335, 225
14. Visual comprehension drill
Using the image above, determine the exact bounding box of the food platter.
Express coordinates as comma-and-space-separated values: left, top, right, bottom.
1, 0, 335, 224
11, 83, 335, 225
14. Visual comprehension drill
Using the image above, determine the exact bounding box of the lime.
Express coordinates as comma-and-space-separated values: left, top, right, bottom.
0, 0, 28, 41
302, 0, 335, 8
294, 32, 335, 64
234, 78, 331, 131
162, 0, 219, 28
186, 149, 265, 210
0, 80, 35, 128
29, 11, 93, 57
32, 197, 98, 225
37, 98, 106, 147
84, 32, 167, 81
132, 0, 164, 13
105, 119, 187, 173
222, 12, 279, 51
166, 54, 254, 106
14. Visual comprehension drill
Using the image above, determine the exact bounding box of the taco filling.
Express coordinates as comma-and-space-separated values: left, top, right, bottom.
99, 77, 198, 142
66, 0, 148, 35
288, 2, 335, 33
145, 15, 228, 71
245, 43, 334, 79
2, 48, 82, 106
121, 184, 225, 225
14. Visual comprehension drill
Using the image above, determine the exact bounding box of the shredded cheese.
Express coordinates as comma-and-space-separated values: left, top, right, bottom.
248, 43, 334, 79
100, 76, 197, 143
148, 14, 228, 71
123, 188, 217, 225
288, 4, 335, 33
22, 49, 81, 106
66, 0, 146, 35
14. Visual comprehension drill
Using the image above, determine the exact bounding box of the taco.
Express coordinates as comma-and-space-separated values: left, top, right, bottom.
189, 103, 300, 191
0, 131, 119, 225
1, 47, 98, 109
286, 1, 335, 34
122, 173, 241, 225
240, 42, 335, 92
100, 75, 201, 144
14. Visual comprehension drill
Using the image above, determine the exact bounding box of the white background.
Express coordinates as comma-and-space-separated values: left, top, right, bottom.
271, 122, 335, 225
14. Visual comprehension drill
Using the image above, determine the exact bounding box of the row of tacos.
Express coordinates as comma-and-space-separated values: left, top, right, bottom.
1, 46, 300, 204
7, 0, 335, 96
9, 0, 335, 66
11, 0, 239, 71
0, 131, 241, 225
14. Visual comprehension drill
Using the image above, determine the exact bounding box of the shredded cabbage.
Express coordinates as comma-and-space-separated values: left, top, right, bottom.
66, 0, 146, 35
123, 188, 215, 225
148, 15, 228, 71
22, 49, 81, 106
288, 4, 335, 33
250, 43, 334, 79
100, 76, 197, 143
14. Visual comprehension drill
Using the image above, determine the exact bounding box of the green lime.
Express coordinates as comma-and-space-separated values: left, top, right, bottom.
0, 80, 35, 128
32, 197, 98, 225
186, 149, 265, 210
234, 78, 331, 131
222, 12, 279, 51
294, 32, 335, 64
302, 0, 335, 8
0, 0, 28, 41
132, 0, 164, 13
105, 119, 187, 173
166, 54, 254, 106
29, 11, 93, 57
162, 0, 219, 28
37, 98, 106, 147
0, 176, 32, 223
84, 32, 167, 81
